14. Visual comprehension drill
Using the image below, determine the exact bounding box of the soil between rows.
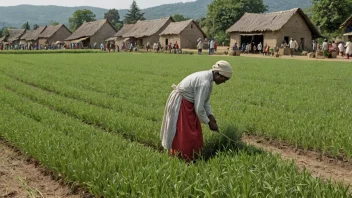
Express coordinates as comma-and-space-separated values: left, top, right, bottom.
0, 140, 90, 198
242, 135, 352, 189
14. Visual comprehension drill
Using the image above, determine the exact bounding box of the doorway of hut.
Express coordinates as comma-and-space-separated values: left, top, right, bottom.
240, 35, 264, 49
165, 39, 168, 46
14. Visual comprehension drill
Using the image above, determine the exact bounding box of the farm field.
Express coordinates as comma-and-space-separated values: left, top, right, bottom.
0, 53, 351, 197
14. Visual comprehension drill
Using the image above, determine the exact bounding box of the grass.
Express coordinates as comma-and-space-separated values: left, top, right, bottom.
0, 53, 351, 197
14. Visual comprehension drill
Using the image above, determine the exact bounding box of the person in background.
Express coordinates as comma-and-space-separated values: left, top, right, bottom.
146, 41, 151, 52
214, 41, 218, 53
338, 42, 344, 57
106, 42, 110, 53
209, 39, 215, 55
345, 38, 352, 59
160, 60, 233, 162
197, 38, 203, 55
257, 42, 262, 54
233, 43, 238, 51
289, 38, 296, 57
322, 39, 328, 57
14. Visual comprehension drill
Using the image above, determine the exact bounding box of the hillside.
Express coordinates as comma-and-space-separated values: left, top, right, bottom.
0, 0, 312, 29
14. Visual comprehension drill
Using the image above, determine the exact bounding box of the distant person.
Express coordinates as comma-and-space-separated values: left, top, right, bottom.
289, 38, 296, 57
322, 39, 328, 57
197, 38, 203, 55
338, 42, 344, 57
257, 42, 262, 53
345, 39, 352, 59
146, 41, 151, 52
233, 43, 238, 51
209, 39, 215, 55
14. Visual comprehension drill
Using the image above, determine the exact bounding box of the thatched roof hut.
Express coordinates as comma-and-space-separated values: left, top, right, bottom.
105, 24, 135, 45
340, 15, 352, 39
122, 17, 174, 46
7, 29, 26, 43
65, 19, 116, 48
226, 8, 321, 51
20, 26, 47, 41
38, 24, 71, 45
159, 19, 206, 49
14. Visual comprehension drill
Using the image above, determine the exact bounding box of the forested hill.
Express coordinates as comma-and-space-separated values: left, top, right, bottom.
0, 0, 311, 29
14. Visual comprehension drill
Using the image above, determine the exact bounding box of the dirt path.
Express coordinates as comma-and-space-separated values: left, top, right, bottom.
0, 141, 86, 198
243, 135, 352, 188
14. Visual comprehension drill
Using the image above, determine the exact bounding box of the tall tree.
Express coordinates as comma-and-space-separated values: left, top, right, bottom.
205, 0, 267, 37
69, 9, 96, 31
311, 0, 352, 34
33, 24, 39, 30
173, 14, 189, 22
104, 9, 120, 25
124, 0, 145, 24
21, 21, 30, 30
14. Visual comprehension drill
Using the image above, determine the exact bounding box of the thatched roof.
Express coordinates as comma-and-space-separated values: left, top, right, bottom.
7, 29, 26, 42
21, 26, 47, 41
39, 24, 71, 38
0, 35, 8, 43
159, 19, 206, 37
226, 8, 321, 38
123, 17, 174, 38
114, 24, 135, 37
66, 19, 116, 41
340, 15, 352, 29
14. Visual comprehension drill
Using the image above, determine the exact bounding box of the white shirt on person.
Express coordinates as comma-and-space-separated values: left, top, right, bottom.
160, 70, 214, 149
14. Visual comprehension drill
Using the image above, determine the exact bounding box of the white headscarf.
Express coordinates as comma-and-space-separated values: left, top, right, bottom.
212, 60, 233, 78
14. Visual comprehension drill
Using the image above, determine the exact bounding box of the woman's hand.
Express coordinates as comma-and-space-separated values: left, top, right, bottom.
208, 121, 219, 132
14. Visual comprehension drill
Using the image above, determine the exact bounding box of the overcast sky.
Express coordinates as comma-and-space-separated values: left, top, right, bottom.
0, 0, 195, 9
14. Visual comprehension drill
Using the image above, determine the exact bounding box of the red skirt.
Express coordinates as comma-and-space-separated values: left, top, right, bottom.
170, 98, 203, 161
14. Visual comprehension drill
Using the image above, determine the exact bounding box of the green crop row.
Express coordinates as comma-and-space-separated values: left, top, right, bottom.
0, 75, 350, 197
1, 53, 352, 158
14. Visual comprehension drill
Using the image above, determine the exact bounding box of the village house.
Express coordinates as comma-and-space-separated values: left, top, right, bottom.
20, 26, 47, 45
38, 24, 72, 46
122, 17, 174, 47
159, 19, 206, 49
340, 14, 352, 41
106, 24, 135, 48
6, 29, 26, 46
65, 19, 116, 48
226, 8, 321, 51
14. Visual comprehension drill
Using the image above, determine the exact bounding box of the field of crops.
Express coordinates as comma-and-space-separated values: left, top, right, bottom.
0, 53, 351, 197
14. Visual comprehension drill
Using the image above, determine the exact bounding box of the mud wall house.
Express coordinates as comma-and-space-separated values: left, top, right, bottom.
122, 17, 174, 47
38, 24, 72, 45
20, 26, 47, 46
106, 24, 135, 48
7, 29, 26, 46
65, 19, 117, 48
340, 15, 352, 41
159, 19, 206, 49
226, 8, 321, 51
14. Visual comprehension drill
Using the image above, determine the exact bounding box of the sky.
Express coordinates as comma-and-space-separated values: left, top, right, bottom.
0, 0, 195, 9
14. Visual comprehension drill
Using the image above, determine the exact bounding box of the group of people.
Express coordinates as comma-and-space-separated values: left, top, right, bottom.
197, 38, 218, 55
319, 38, 352, 59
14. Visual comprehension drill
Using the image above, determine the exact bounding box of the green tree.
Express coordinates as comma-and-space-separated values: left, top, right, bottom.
311, 0, 352, 34
173, 14, 189, 22
33, 24, 39, 30
50, 21, 60, 26
21, 21, 30, 30
69, 9, 96, 31
115, 23, 123, 31
124, 0, 145, 24
205, 0, 267, 37
104, 9, 120, 25
0, 27, 9, 37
